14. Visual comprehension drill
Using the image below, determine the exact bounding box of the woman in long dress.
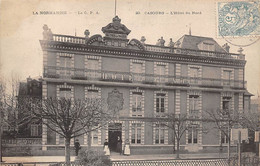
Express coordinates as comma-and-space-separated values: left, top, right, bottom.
103, 139, 110, 156
124, 139, 130, 156
116, 136, 122, 155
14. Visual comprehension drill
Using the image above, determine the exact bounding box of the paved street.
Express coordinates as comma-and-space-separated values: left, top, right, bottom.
2, 152, 235, 163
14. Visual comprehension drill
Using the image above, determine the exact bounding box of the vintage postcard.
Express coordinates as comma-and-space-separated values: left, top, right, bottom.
0, 0, 259, 165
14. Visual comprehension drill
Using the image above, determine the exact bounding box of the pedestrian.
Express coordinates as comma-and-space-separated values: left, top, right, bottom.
74, 139, 81, 156
124, 139, 130, 156
116, 136, 122, 155
103, 139, 110, 156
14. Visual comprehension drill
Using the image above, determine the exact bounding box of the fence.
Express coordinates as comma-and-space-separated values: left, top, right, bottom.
112, 159, 229, 166
1, 158, 259, 166
0, 159, 229, 166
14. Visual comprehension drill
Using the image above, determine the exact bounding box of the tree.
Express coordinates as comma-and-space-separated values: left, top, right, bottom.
239, 109, 260, 153
29, 97, 113, 164
0, 75, 29, 161
161, 113, 206, 159
0, 84, 36, 138
239, 110, 260, 133
204, 108, 239, 159
163, 113, 189, 158
0, 81, 5, 162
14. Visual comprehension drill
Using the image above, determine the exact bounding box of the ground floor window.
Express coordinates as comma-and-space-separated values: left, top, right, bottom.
131, 123, 141, 144
30, 124, 39, 137
92, 129, 98, 145
154, 123, 167, 144
59, 134, 64, 145
188, 125, 198, 144
220, 128, 229, 144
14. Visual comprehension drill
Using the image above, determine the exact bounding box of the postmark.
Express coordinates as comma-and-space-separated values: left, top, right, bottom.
217, 1, 260, 37
216, 1, 260, 47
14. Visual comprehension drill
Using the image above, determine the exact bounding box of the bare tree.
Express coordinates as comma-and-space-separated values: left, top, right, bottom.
203, 108, 239, 159
0, 78, 35, 137
0, 76, 38, 161
239, 110, 260, 133
163, 113, 189, 158
29, 97, 113, 164
0, 81, 5, 162
160, 113, 207, 159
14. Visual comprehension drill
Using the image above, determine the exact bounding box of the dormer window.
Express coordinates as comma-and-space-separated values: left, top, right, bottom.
202, 42, 215, 51
198, 40, 215, 52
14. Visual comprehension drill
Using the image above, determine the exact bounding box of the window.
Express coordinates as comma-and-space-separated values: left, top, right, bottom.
131, 90, 144, 117
221, 128, 228, 144
188, 125, 198, 144
87, 89, 99, 99
87, 59, 99, 70
131, 123, 141, 144
202, 42, 215, 51
190, 67, 199, 83
30, 124, 39, 137
156, 94, 165, 113
223, 100, 230, 110
59, 134, 64, 144
155, 64, 166, 83
244, 97, 250, 110
60, 88, 72, 99
132, 62, 143, 82
60, 57, 72, 77
92, 129, 98, 145
222, 97, 231, 116
156, 65, 166, 76
189, 95, 199, 118
132, 63, 142, 73
86, 59, 99, 78
132, 92, 142, 113
190, 68, 199, 77
223, 70, 231, 85
155, 123, 165, 144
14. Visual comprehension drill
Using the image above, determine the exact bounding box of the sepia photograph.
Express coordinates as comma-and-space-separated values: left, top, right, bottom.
0, 0, 260, 165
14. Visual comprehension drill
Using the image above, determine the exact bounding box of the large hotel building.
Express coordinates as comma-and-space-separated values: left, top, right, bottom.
39, 16, 251, 154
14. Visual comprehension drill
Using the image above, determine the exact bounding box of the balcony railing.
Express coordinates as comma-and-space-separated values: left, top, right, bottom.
3, 138, 42, 145
52, 34, 86, 44
144, 44, 245, 60
44, 66, 246, 89
48, 34, 245, 60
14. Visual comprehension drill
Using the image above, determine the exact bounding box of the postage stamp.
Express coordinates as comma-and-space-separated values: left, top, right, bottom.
217, 1, 260, 37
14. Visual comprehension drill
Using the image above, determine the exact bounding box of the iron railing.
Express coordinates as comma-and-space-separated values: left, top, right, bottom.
2, 138, 42, 145
49, 34, 245, 60
43, 66, 246, 89
0, 159, 231, 166
145, 44, 245, 60
1, 157, 259, 166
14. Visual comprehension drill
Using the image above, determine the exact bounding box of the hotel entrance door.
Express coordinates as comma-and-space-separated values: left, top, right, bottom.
108, 123, 122, 152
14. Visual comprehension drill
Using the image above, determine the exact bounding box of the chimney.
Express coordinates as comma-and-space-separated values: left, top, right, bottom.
222, 43, 230, 53
140, 36, 146, 44
27, 76, 32, 83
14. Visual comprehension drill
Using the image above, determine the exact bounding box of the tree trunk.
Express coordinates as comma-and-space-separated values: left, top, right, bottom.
228, 138, 230, 159
228, 123, 230, 159
172, 127, 176, 153
65, 137, 71, 164
0, 122, 2, 162
176, 138, 180, 159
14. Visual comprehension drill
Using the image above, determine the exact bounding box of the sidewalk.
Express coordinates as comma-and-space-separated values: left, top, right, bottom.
2, 153, 233, 163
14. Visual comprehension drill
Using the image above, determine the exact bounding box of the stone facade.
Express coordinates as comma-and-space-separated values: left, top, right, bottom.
39, 16, 249, 154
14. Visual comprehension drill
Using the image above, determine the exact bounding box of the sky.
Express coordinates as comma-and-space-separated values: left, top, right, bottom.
0, 0, 259, 97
